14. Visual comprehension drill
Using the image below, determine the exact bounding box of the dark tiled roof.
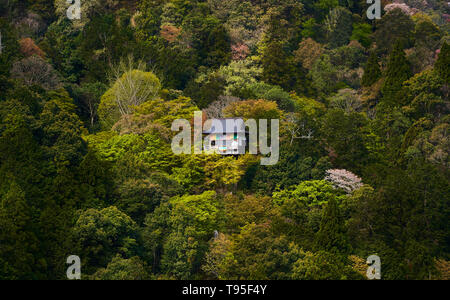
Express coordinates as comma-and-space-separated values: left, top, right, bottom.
203, 118, 246, 134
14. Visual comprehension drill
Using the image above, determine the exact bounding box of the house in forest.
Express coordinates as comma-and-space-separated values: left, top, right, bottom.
203, 119, 247, 155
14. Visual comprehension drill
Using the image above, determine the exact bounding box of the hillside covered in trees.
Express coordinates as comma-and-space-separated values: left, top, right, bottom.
0, 0, 449, 280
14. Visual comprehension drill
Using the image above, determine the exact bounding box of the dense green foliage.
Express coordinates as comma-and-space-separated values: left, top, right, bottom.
361, 51, 381, 87
0, 0, 449, 280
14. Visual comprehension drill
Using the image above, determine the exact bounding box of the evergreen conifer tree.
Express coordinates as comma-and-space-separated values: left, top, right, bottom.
382, 41, 412, 105
0, 181, 39, 279
315, 197, 349, 254
435, 42, 449, 83
362, 51, 381, 87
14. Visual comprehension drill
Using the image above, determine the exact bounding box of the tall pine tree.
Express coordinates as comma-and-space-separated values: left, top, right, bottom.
362, 51, 381, 87
0, 181, 39, 279
435, 42, 449, 84
261, 11, 298, 91
315, 197, 349, 254
382, 41, 412, 105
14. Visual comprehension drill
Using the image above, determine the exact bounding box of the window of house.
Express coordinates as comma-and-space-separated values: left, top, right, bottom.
211, 141, 216, 146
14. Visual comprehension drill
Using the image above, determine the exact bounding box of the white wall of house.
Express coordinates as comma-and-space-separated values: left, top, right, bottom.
204, 133, 246, 155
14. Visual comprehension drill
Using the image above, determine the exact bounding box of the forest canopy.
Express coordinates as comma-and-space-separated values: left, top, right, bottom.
0, 0, 449, 280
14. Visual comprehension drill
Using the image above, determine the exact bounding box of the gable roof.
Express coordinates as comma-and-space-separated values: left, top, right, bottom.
203, 118, 246, 134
